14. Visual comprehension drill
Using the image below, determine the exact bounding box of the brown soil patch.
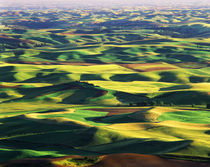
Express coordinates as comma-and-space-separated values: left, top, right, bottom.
119, 63, 163, 71
174, 62, 206, 69
119, 63, 163, 68
180, 43, 191, 46
142, 67, 176, 72
118, 64, 144, 72
90, 153, 210, 167
86, 107, 144, 116
0, 85, 20, 88
118, 63, 169, 72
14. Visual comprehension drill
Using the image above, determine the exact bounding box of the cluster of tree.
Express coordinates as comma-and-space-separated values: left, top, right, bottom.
7, 20, 67, 29
34, 43, 47, 47
75, 27, 113, 34
0, 42, 29, 50
74, 81, 100, 89
96, 20, 159, 29
12, 28, 27, 34
0, 44, 6, 51
128, 101, 166, 107
154, 24, 210, 38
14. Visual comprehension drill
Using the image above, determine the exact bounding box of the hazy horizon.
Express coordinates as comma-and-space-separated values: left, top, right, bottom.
0, 0, 210, 9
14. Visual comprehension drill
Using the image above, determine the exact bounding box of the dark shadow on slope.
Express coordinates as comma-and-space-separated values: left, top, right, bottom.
3, 159, 55, 167
37, 108, 68, 114
111, 74, 152, 82
80, 74, 106, 81
37, 51, 62, 60
3, 82, 108, 104
0, 66, 16, 82
86, 113, 146, 124
158, 72, 185, 83
16, 82, 79, 99
0, 115, 85, 138
86, 108, 151, 124
160, 85, 192, 91
61, 89, 104, 104
205, 131, 210, 135
114, 92, 149, 104
49, 34, 69, 44
0, 116, 101, 162
189, 76, 210, 83
153, 91, 210, 105
83, 138, 192, 154
165, 54, 200, 62
23, 72, 72, 83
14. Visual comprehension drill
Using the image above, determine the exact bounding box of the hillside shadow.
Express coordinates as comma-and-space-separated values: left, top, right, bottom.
80, 74, 106, 81
0, 116, 100, 159
23, 72, 72, 83
165, 54, 199, 62
110, 74, 152, 82
114, 92, 149, 104
189, 76, 210, 83
0, 66, 17, 82
86, 109, 149, 124
37, 108, 67, 114
83, 138, 193, 154
158, 72, 184, 83
3, 159, 55, 167
205, 130, 210, 135
160, 85, 191, 91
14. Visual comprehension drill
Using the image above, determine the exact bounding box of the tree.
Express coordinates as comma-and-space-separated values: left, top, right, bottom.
159, 101, 164, 106
149, 101, 156, 106
169, 103, 174, 106
207, 104, 210, 109
137, 101, 148, 106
